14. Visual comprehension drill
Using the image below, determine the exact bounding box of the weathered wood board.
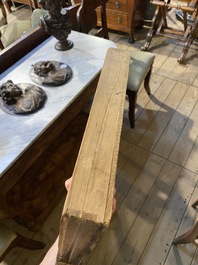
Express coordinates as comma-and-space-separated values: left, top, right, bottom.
56, 47, 130, 265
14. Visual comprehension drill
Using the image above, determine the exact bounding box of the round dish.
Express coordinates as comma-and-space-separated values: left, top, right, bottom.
0, 82, 47, 115
29, 61, 73, 86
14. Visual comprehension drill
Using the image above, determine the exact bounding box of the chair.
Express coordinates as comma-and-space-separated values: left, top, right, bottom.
74, 0, 109, 39
126, 50, 155, 128
173, 219, 198, 247
173, 199, 198, 247
0, 7, 49, 49
192, 199, 198, 208
0, 0, 7, 26
0, 3, 82, 50
31, 8, 48, 29
141, 0, 198, 63
73, 1, 155, 129
3, 0, 12, 13
0, 223, 45, 262
72, 2, 154, 129
0, 0, 8, 49
0, 20, 31, 48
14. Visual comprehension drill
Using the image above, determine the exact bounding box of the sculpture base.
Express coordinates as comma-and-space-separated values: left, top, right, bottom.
55, 39, 74, 51
0, 83, 47, 115
30, 61, 73, 86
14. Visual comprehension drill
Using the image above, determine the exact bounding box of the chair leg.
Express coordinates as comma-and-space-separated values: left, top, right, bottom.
0, 233, 45, 262
192, 199, 198, 209
4, 1, 12, 13
100, 3, 109, 39
0, 39, 4, 50
173, 219, 198, 247
126, 89, 137, 128
13, 233, 45, 250
144, 65, 153, 95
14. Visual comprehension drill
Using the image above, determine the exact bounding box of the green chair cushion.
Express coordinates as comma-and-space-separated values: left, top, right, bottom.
31, 9, 48, 29
127, 50, 155, 92
0, 20, 31, 47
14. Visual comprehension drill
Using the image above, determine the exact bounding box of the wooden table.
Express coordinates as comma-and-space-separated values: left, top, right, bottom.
0, 30, 116, 231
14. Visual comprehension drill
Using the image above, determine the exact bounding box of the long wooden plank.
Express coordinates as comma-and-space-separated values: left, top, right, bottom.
56, 47, 130, 265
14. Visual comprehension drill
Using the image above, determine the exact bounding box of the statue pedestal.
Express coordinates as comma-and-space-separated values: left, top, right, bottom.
55, 39, 73, 51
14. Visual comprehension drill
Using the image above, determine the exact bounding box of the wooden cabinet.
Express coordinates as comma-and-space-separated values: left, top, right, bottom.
96, 0, 136, 43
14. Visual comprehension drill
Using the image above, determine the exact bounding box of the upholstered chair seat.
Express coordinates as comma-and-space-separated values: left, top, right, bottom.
126, 50, 155, 128
0, 20, 31, 47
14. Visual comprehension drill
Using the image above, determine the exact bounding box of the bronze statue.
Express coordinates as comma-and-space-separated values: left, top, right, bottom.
33, 61, 55, 77
39, 0, 73, 51
0, 80, 22, 105
0, 80, 47, 115
30, 61, 73, 86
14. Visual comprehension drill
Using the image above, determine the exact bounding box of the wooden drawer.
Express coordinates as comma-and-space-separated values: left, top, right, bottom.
106, 0, 127, 12
97, 9, 128, 32
96, 0, 136, 42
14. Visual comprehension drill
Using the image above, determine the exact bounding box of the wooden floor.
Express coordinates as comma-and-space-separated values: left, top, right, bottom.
1, 3, 198, 265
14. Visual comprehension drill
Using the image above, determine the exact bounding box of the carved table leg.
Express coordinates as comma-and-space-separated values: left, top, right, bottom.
141, 6, 162, 51
178, 5, 198, 63
178, 38, 193, 64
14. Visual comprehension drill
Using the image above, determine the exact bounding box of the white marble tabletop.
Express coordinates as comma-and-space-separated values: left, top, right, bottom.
0, 31, 116, 177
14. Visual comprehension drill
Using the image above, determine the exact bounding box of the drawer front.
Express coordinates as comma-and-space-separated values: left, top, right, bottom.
97, 10, 128, 32
106, 0, 127, 12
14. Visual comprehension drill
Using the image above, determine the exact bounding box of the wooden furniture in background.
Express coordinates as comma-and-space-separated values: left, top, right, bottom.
192, 199, 198, 208
0, 223, 45, 262
0, 19, 31, 48
173, 199, 198, 247
96, 0, 136, 42
141, 0, 198, 63
57, 48, 130, 265
126, 49, 155, 128
0, 0, 7, 25
173, 218, 198, 247
77, 0, 109, 38
0, 27, 49, 72
3, 0, 12, 13
4, 0, 73, 12
0, 0, 7, 49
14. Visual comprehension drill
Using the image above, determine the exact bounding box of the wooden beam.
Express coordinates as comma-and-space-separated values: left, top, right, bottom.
56, 47, 130, 265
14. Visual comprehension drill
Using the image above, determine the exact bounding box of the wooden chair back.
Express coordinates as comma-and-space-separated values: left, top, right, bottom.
0, 0, 7, 50
0, 223, 45, 262
0, 0, 7, 26
0, 27, 50, 73
75, 0, 109, 38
